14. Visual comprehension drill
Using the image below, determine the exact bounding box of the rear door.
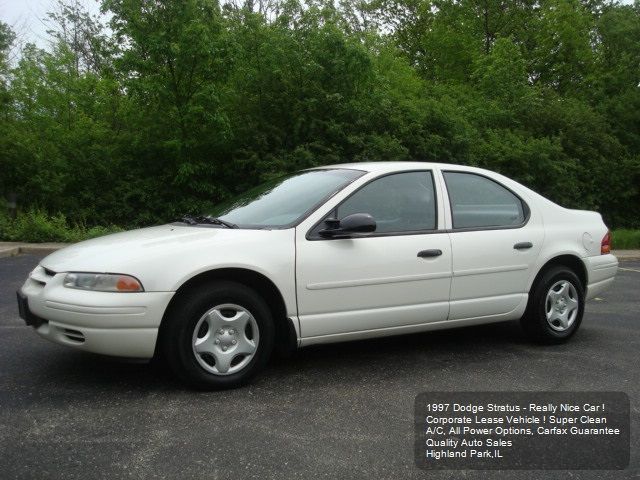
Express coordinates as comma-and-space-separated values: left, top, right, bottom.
441, 170, 544, 320
295, 170, 452, 340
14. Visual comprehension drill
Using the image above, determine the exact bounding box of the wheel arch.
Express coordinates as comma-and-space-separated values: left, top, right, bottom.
530, 254, 588, 292
156, 268, 298, 359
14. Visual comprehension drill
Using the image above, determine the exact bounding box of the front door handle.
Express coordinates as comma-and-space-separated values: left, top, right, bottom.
418, 249, 443, 258
513, 242, 533, 250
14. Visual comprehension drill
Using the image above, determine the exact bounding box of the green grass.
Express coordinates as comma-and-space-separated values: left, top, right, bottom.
611, 229, 640, 250
0, 210, 122, 243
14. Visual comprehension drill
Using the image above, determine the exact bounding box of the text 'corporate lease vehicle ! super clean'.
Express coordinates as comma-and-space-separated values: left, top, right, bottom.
17, 162, 618, 389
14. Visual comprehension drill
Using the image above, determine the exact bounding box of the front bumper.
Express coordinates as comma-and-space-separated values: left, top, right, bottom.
19, 266, 174, 358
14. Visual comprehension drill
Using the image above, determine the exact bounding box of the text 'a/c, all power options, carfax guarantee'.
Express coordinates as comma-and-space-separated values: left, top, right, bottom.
415, 392, 629, 470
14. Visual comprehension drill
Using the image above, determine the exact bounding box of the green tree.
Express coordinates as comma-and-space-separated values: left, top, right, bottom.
104, 0, 231, 212
1, 0, 638, 232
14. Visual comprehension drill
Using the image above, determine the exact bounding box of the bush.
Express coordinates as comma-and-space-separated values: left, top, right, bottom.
0, 210, 122, 243
11, 211, 71, 242
611, 229, 640, 250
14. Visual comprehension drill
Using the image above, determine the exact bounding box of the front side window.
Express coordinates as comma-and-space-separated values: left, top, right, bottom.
323, 171, 437, 234
443, 172, 526, 229
211, 169, 364, 228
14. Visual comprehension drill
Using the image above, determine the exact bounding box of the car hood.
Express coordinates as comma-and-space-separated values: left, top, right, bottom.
40, 225, 293, 291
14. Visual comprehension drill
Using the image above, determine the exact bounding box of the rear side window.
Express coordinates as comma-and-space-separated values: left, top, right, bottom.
334, 171, 437, 233
443, 172, 525, 229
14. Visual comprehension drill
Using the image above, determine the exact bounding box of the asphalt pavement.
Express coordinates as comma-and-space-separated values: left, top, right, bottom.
1, 254, 638, 479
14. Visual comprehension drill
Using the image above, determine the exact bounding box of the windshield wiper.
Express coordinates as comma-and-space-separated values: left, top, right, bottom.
174, 214, 238, 229
198, 215, 239, 229
174, 215, 198, 225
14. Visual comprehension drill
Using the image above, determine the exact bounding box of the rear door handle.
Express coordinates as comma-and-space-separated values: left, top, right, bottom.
513, 242, 533, 250
417, 249, 443, 258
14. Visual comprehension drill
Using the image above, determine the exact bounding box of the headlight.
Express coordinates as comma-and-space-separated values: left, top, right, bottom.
63, 273, 144, 292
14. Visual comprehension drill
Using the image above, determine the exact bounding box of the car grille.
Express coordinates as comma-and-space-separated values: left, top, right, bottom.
62, 329, 85, 343
43, 267, 56, 277
29, 266, 56, 287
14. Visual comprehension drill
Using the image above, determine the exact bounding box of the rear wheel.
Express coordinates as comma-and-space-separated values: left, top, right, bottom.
521, 266, 584, 344
161, 281, 274, 389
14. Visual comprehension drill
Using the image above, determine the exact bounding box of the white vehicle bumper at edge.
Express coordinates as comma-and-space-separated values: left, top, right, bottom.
19, 266, 174, 358
584, 254, 618, 301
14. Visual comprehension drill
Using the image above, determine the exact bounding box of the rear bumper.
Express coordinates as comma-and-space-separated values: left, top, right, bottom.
584, 254, 618, 300
19, 266, 174, 358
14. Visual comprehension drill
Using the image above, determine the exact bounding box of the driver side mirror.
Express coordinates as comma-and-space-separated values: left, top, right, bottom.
318, 213, 377, 238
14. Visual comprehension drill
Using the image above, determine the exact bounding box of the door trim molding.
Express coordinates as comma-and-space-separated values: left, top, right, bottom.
306, 271, 452, 290
453, 264, 529, 278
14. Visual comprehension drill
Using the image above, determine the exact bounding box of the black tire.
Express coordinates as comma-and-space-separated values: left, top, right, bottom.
520, 266, 585, 344
160, 281, 274, 390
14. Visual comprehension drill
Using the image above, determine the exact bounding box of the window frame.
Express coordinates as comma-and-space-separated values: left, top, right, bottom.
442, 170, 531, 232
306, 169, 440, 240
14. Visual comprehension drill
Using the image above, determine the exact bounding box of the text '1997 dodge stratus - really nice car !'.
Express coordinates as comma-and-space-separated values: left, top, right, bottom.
17, 162, 618, 389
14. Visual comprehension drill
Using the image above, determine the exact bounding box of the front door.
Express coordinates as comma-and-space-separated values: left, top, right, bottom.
295, 171, 452, 340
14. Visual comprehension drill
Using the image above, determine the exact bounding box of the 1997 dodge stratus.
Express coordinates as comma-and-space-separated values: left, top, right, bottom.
18, 162, 618, 388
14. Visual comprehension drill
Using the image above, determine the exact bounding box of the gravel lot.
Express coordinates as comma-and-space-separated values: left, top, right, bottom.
1, 254, 638, 479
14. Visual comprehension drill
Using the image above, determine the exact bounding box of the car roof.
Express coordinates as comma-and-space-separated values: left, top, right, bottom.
313, 161, 467, 173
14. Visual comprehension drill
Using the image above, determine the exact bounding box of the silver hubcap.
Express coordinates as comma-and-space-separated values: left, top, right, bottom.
191, 304, 259, 375
545, 280, 579, 332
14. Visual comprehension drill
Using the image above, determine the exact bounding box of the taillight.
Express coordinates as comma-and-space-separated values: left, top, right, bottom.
601, 231, 611, 255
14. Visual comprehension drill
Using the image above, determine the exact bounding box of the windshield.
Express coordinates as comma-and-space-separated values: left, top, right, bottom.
209, 169, 365, 228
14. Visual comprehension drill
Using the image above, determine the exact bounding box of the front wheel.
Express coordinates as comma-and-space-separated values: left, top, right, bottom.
520, 266, 585, 344
161, 281, 274, 389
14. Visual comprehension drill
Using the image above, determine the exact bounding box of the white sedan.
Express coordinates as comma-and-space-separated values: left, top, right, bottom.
18, 162, 618, 388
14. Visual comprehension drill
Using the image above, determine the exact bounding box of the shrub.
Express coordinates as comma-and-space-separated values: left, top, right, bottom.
0, 210, 122, 243
611, 229, 640, 250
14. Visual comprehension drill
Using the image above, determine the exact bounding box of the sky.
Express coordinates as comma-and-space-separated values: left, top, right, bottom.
1, 0, 637, 49
1, 0, 103, 48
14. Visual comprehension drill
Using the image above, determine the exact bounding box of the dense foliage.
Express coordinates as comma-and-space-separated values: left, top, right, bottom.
0, 210, 121, 243
1, 0, 639, 230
